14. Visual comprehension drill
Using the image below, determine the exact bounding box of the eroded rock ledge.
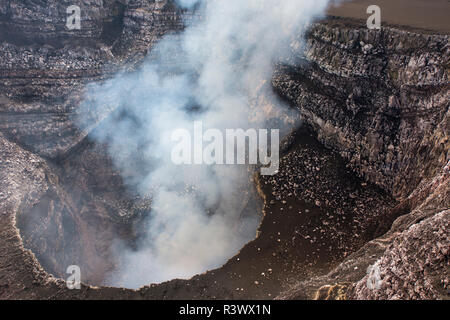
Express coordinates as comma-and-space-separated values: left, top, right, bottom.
274, 18, 449, 300
274, 18, 449, 199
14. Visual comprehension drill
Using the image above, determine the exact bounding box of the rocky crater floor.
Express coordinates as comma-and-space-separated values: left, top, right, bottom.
0, 1, 448, 300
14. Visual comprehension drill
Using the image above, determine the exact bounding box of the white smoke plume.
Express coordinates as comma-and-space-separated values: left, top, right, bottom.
78, 0, 330, 288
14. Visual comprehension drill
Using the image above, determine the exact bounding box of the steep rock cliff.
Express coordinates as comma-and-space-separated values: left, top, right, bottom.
0, 0, 189, 158
274, 18, 449, 300
274, 18, 449, 200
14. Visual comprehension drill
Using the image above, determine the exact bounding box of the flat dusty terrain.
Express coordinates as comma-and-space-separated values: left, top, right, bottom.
327, 0, 450, 33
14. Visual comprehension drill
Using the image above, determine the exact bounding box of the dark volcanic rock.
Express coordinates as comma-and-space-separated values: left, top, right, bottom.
274, 18, 449, 300
277, 162, 449, 300
349, 209, 449, 300
274, 18, 449, 199
0, 0, 192, 159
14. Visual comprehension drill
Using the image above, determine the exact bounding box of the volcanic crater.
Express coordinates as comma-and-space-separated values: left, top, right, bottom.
0, 0, 448, 300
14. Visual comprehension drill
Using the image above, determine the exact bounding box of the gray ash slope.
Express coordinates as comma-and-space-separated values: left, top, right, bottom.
0, 1, 448, 299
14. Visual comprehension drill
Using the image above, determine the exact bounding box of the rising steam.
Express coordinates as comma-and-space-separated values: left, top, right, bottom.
77, 0, 330, 288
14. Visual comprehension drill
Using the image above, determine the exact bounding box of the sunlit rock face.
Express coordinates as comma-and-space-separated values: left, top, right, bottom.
274, 19, 449, 200
274, 18, 449, 300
